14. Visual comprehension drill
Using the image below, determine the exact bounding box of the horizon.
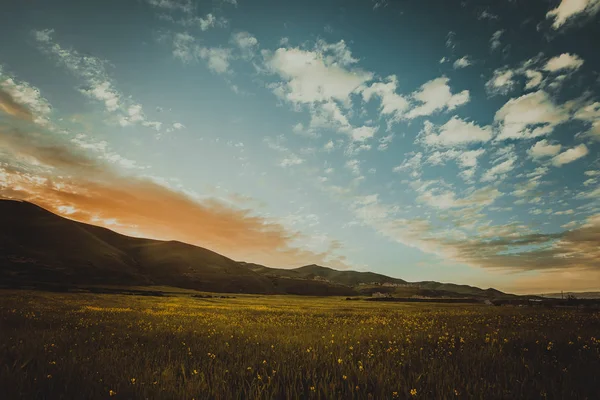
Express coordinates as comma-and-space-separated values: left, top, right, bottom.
1, 0, 599, 294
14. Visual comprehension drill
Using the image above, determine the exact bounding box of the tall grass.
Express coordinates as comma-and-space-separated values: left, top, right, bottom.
1, 290, 599, 399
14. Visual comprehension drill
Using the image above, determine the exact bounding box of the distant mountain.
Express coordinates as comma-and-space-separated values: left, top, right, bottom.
540, 292, 600, 299
0, 199, 510, 298
242, 263, 407, 286
243, 263, 511, 299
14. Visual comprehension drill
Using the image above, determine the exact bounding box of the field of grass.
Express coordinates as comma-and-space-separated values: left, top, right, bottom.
1, 289, 599, 399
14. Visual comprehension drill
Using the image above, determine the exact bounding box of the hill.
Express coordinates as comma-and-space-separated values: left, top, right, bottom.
0, 199, 511, 298
0, 200, 275, 293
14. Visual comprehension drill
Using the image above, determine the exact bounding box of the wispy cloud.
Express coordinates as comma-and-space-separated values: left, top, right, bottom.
32, 29, 163, 131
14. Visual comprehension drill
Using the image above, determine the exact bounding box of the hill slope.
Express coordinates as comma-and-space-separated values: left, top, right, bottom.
0, 200, 275, 293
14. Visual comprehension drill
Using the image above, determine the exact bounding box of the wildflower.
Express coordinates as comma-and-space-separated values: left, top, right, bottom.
342, 375, 347, 380
392, 391, 399, 398
454, 389, 460, 396
46, 374, 52, 379
310, 386, 316, 392
192, 369, 198, 375
130, 378, 136, 384
410, 388, 417, 396
109, 390, 117, 396
337, 358, 343, 364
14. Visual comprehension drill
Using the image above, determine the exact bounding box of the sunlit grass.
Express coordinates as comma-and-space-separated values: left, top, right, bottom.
1, 290, 599, 399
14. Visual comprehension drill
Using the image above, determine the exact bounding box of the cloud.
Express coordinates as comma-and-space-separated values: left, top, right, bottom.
377, 133, 394, 151
405, 77, 470, 119
453, 56, 472, 69
490, 30, 503, 51
543, 53, 584, 72
528, 139, 562, 159
546, 0, 600, 29
145, 0, 194, 14
308, 101, 377, 142
481, 154, 517, 182
393, 152, 423, 178
0, 124, 350, 269
573, 101, 600, 139
264, 136, 306, 168
198, 47, 232, 74
425, 148, 486, 181
361, 75, 409, 124
524, 70, 544, 90
478, 10, 499, 20
231, 31, 259, 50
551, 144, 589, 166
264, 41, 372, 105
171, 32, 234, 74
33, 29, 162, 131
418, 117, 492, 148
445, 31, 456, 49
0, 68, 52, 125
494, 90, 569, 140
485, 68, 516, 95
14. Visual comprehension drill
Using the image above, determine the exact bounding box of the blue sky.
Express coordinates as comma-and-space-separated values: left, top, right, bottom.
1, 0, 599, 293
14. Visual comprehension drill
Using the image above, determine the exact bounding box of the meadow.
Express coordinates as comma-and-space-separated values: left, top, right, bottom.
0, 289, 599, 399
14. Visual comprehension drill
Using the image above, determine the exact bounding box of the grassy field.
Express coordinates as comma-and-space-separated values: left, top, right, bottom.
1, 290, 599, 399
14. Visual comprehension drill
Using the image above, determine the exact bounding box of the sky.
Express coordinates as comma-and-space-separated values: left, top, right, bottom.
1, 0, 599, 294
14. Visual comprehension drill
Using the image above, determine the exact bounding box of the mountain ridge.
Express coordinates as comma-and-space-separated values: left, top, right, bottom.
0, 199, 511, 298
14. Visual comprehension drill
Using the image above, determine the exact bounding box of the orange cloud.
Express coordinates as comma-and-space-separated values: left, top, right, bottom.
0, 89, 34, 121
0, 125, 349, 269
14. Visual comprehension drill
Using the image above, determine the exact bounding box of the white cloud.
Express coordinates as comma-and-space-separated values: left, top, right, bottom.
485, 68, 516, 95
231, 31, 259, 50
546, 0, 600, 29
264, 136, 305, 168
145, 0, 194, 14
494, 91, 569, 140
551, 144, 589, 166
405, 77, 469, 119
524, 70, 544, 90
528, 139, 562, 159
543, 53, 584, 72
198, 47, 232, 74
345, 159, 361, 176
490, 30, 503, 51
280, 154, 304, 167
308, 100, 377, 142
377, 133, 394, 151
197, 14, 217, 31
573, 101, 600, 139
425, 148, 486, 182
33, 29, 161, 131
350, 126, 377, 142
479, 10, 499, 20
453, 56, 472, 69
393, 152, 423, 178
481, 155, 517, 182
418, 117, 492, 148
0, 69, 52, 125
265, 41, 372, 105
361, 75, 409, 123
